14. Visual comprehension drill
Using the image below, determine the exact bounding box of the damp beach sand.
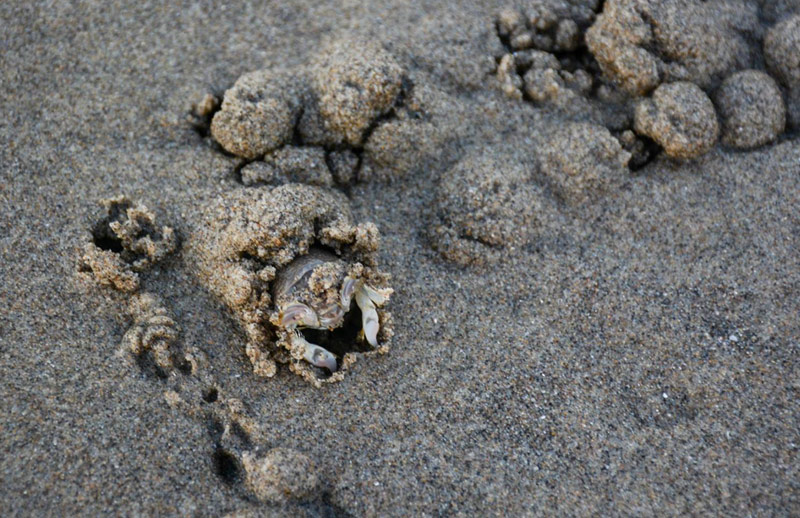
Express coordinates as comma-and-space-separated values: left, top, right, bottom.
1, 1, 799, 516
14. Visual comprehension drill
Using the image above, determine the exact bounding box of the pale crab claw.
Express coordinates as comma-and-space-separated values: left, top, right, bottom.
294, 332, 338, 372
279, 303, 320, 329
354, 284, 391, 347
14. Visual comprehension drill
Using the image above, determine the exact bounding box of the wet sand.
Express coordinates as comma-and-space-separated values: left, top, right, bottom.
1, 1, 798, 516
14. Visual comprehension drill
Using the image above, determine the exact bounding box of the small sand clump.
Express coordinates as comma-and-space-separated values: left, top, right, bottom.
240, 146, 333, 187
80, 196, 177, 292
122, 292, 181, 372
634, 81, 719, 159
327, 149, 359, 185
360, 91, 448, 182
361, 118, 438, 182
188, 92, 220, 135
764, 14, 800, 130
540, 122, 631, 205
714, 70, 786, 150
585, 0, 660, 95
521, 54, 563, 104
80, 244, 140, 293
210, 70, 304, 159
764, 15, 800, 89
311, 38, 405, 146
495, 53, 523, 99
521, 56, 593, 107
242, 449, 319, 503
432, 150, 542, 266
360, 82, 454, 182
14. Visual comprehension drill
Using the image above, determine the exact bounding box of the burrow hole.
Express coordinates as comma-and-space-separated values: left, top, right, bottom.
212, 446, 242, 485
203, 386, 219, 403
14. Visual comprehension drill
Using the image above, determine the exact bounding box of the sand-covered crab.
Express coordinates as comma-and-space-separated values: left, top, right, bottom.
271, 248, 391, 372
191, 184, 393, 386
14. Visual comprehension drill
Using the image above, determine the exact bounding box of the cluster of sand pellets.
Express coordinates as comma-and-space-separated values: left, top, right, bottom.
82, 6, 800, 384
186, 39, 442, 385
430, 146, 546, 266
432, 2, 798, 266
195, 37, 455, 185
429, 122, 633, 264
79, 195, 177, 293
78, 196, 190, 377
494, 1, 796, 160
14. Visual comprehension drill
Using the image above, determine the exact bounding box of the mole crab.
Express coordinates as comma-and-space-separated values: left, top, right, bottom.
193, 184, 393, 386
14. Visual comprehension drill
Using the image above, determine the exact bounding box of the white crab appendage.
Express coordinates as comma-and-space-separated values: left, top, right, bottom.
273, 249, 392, 372
345, 279, 391, 347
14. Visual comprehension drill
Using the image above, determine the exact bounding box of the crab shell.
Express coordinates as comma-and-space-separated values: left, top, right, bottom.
271, 248, 350, 331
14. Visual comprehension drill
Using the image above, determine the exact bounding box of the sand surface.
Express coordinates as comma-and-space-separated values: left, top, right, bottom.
1, 1, 798, 516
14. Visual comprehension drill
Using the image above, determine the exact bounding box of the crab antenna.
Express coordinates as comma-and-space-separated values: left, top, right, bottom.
355, 288, 380, 347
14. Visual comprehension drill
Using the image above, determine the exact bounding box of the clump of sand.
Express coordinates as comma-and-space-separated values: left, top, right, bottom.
764, 14, 800, 129
191, 184, 392, 386
634, 81, 719, 159
241, 448, 319, 503
431, 148, 543, 266
210, 70, 304, 159
311, 38, 404, 146
714, 70, 786, 149
540, 122, 631, 204
79, 195, 177, 292
763, 14, 800, 90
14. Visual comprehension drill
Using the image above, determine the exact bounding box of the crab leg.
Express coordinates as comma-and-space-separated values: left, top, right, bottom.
355, 288, 381, 347
361, 284, 390, 305
340, 277, 358, 310
293, 332, 337, 372
279, 303, 320, 329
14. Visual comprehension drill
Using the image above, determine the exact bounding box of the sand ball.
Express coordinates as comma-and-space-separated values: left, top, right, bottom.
764, 15, 800, 89
431, 149, 542, 265
634, 81, 719, 159
242, 449, 319, 503
211, 70, 304, 159
311, 38, 404, 146
540, 122, 630, 205
715, 70, 786, 149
